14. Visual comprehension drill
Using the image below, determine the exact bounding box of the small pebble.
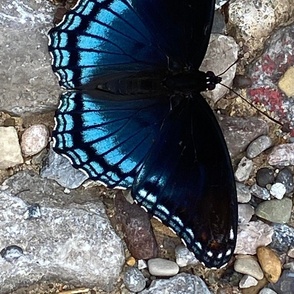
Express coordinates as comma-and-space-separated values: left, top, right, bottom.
270, 183, 286, 199
268, 143, 294, 166
246, 135, 273, 159
238, 204, 254, 224
235, 157, 253, 182
236, 182, 251, 203
256, 167, 275, 188
0, 245, 24, 262
126, 256, 136, 267
276, 167, 294, 194
257, 246, 282, 283
21, 124, 49, 157
175, 245, 198, 267
267, 269, 294, 293
137, 259, 147, 270
234, 255, 264, 280
24, 203, 41, 219
233, 74, 252, 89
123, 267, 146, 292
239, 274, 258, 288
148, 258, 179, 277
288, 248, 294, 258
255, 197, 292, 223
250, 183, 270, 200
259, 289, 278, 294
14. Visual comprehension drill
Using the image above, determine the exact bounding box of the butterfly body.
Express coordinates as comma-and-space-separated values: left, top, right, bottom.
48, 0, 237, 268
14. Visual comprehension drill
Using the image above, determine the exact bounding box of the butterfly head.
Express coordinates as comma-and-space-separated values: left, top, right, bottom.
205, 71, 222, 91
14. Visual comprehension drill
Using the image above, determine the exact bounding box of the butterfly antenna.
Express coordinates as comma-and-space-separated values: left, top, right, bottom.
220, 82, 284, 127
217, 56, 241, 77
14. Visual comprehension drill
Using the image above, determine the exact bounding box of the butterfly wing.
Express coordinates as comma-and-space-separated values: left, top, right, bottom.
133, 94, 237, 268
53, 91, 170, 188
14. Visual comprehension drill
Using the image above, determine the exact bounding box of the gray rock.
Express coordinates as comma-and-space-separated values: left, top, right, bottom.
235, 157, 253, 182
255, 197, 292, 223
148, 258, 179, 277
40, 146, 88, 189
123, 267, 146, 292
246, 135, 273, 159
271, 224, 294, 254
238, 204, 254, 224
268, 143, 294, 166
234, 256, 264, 280
175, 245, 199, 267
139, 273, 211, 294
0, 126, 23, 169
268, 270, 294, 294
236, 182, 252, 203
235, 221, 274, 255
250, 183, 271, 200
0, 170, 124, 292
0, 0, 60, 115
276, 167, 294, 193
239, 275, 258, 288
259, 288, 278, 294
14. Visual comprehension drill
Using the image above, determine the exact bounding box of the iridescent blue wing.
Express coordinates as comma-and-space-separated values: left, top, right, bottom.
53, 91, 169, 188
133, 94, 237, 268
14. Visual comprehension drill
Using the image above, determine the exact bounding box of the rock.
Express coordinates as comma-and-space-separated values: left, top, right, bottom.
256, 246, 282, 283
270, 183, 286, 199
123, 267, 146, 292
148, 258, 179, 277
235, 221, 274, 255
175, 245, 199, 267
259, 289, 278, 294
234, 255, 264, 280
256, 167, 275, 188
235, 157, 253, 182
250, 183, 270, 200
238, 204, 254, 224
268, 143, 294, 166
140, 273, 211, 294
267, 269, 294, 294
236, 182, 252, 203
271, 224, 294, 254
278, 66, 294, 97
0, 171, 124, 292
255, 197, 292, 223
276, 167, 294, 194
40, 146, 88, 189
115, 193, 158, 260
21, 124, 49, 157
0, 126, 23, 169
246, 135, 273, 159
239, 275, 258, 288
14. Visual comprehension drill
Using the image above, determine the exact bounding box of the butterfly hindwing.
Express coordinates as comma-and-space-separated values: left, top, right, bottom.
53, 91, 170, 188
133, 94, 237, 268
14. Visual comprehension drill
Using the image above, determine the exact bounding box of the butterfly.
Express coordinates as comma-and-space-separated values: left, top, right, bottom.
48, 0, 237, 268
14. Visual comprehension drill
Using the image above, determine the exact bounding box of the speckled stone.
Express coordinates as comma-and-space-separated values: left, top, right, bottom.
246, 135, 273, 159
148, 258, 179, 277
238, 204, 254, 224
21, 124, 49, 157
255, 197, 292, 223
268, 143, 294, 166
276, 167, 294, 193
235, 157, 253, 182
236, 182, 252, 203
123, 267, 146, 292
250, 183, 270, 200
175, 245, 198, 267
267, 269, 294, 294
257, 246, 282, 283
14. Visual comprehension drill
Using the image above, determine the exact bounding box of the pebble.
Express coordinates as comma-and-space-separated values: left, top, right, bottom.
21, 124, 49, 157
250, 183, 270, 200
259, 289, 278, 294
239, 275, 258, 288
148, 258, 179, 277
0, 245, 24, 262
276, 167, 294, 194
24, 203, 41, 219
137, 259, 147, 270
233, 74, 253, 89
0, 126, 23, 169
288, 248, 294, 258
126, 256, 136, 267
236, 182, 252, 203
267, 269, 294, 294
234, 255, 264, 280
235, 221, 274, 255
115, 193, 158, 260
238, 204, 254, 224
271, 224, 294, 254
246, 135, 273, 159
175, 245, 198, 267
140, 273, 211, 294
278, 66, 294, 97
235, 157, 253, 182
255, 197, 292, 223
256, 167, 275, 188
268, 143, 294, 166
270, 183, 286, 199
123, 267, 146, 292
256, 246, 282, 283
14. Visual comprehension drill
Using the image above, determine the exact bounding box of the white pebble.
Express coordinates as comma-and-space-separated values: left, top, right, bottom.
148, 258, 179, 277
270, 183, 286, 199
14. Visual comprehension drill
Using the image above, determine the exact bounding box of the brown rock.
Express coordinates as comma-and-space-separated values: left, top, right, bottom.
256, 246, 282, 283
